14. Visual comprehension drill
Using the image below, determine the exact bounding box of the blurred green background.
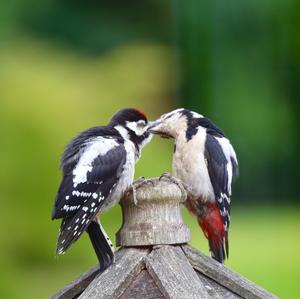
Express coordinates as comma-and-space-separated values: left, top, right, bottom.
0, 1, 299, 298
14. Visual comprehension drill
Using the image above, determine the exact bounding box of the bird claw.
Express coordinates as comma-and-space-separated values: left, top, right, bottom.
159, 172, 172, 181
159, 172, 187, 202
133, 176, 146, 186
133, 177, 155, 188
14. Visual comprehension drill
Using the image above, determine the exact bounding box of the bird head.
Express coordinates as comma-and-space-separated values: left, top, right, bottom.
109, 108, 152, 148
148, 108, 200, 139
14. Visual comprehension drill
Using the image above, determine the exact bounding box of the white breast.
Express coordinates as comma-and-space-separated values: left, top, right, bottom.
172, 129, 214, 201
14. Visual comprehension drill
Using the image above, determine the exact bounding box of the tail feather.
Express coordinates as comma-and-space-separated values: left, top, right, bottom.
87, 220, 114, 272
56, 216, 114, 272
225, 231, 229, 258
56, 215, 90, 255
208, 238, 226, 263
198, 203, 228, 263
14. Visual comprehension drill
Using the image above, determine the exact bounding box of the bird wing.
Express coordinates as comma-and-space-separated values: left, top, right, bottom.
52, 136, 127, 254
204, 135, 233, 230
203, 134, 238, 262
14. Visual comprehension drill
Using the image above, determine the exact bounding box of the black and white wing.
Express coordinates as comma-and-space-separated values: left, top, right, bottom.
204, 134, 239, 231
52, 135, 127, 255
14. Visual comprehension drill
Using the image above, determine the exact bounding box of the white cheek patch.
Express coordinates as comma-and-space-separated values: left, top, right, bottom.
126, 121, 146, 136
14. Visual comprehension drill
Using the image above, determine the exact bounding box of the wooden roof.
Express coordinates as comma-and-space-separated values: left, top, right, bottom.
51, 177, 278, 299
51, 244, 277, 299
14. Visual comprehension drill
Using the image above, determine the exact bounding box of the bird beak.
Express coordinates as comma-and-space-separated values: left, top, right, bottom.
148, 120, 161, 131
147, 120, 172, 139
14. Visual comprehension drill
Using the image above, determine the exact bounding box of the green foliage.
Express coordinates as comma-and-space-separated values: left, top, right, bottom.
177, 0, 300, 200
0, 1, 299, 298
0, 0, 172, 54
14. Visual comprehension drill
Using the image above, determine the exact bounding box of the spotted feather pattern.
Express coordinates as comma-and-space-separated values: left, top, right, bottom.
52, 136, 126, 254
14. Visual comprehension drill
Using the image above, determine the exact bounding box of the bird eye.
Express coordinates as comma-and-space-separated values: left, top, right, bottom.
137, 120, 146, 127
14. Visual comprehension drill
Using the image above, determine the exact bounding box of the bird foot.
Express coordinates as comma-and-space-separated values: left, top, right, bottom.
159, 172, 187, 202
159, 172, 172, 181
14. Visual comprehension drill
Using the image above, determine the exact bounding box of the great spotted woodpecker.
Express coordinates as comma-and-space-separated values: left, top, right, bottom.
149, 108, 239, 263
52, 108, 152, 271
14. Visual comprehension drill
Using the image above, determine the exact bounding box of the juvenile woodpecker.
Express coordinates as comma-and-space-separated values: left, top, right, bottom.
149, 108, 238, 263
52, 108, 152, 270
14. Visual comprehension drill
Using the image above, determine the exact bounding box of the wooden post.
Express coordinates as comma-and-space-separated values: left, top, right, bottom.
116, 177, 190, 246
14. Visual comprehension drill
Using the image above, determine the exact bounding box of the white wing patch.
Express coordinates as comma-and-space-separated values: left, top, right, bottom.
215, 137, 238, 164
73, 137, 119, 185
215, 136, 238, 194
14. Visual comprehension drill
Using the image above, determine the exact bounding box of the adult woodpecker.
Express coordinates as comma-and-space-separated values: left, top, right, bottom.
149, 108, 238, 263
52, 108, 152, 271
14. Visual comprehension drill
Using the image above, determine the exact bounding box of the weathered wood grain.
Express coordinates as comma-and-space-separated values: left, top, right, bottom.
116, 177, 190, 246
145, 245, 211, 299
182, 244, 278, 299
79, 247, 149, 299
196, 270, 242, 299
119, 269, 164, 299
